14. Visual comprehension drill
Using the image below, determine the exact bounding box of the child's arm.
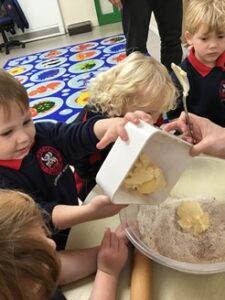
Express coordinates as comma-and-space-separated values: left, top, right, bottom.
58, 246, 99, 285
89, 229, 128, 300
52, 195, 126, 230
95, 110, 153, 149
58, 227, 128, 288
47, 111, 153, 163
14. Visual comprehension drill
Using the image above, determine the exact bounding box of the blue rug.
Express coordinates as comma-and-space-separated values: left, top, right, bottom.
3, 34, 126, 123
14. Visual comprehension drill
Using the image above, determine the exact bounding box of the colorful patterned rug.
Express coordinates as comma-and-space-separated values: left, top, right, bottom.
3, 34, 126, 124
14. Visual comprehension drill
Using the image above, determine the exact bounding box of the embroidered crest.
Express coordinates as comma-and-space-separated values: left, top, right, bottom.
36, 146, 63, 175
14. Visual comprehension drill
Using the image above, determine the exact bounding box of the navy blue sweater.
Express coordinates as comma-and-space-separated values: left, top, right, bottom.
74, 106, 111, 200
52, 288, 67, 300
0, 116, 104, 249
168, 49, 225, 126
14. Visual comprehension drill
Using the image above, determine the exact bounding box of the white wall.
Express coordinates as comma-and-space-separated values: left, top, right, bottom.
18, 0, 64, 33
58, 0, 99, 29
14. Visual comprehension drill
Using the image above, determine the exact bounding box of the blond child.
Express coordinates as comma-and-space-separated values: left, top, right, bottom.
75, 51, 177, 199
0, 189, 128, 300
167, 0, 225, 126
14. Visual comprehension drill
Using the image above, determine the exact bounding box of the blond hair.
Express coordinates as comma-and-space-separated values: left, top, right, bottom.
0, 190, 60, 300
0, 69, 29, 117
87, 52, 177, 117
185, 0, 225, 34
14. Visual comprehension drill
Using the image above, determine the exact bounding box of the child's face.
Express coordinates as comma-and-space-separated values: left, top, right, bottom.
185, 28, 225, 67
29, 226, 57, 250
0, 103, 35, 160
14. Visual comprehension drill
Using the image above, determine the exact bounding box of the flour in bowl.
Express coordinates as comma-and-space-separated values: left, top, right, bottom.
138, 197, 225, 263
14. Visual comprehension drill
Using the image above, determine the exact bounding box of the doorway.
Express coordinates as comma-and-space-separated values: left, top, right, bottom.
94, 0, 121, 25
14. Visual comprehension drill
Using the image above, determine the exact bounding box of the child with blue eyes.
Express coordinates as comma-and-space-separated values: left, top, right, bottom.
167, 0, 225, 126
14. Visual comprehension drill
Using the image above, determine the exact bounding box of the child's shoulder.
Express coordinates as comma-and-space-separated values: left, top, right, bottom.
34, 121, 62, 140
76, 105, 101, 123
35, 121, 57, 131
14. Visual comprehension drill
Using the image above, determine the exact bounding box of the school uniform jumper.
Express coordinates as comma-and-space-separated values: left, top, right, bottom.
0, 117, 104, 249
167, 48, 225, 126
74, 106, 110, 201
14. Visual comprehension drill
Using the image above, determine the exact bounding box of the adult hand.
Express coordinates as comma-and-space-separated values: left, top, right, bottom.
108, 0, 123, 9
164, 112, 225, 159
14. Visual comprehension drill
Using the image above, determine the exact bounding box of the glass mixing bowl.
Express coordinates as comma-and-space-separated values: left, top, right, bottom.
120, 156, 225, 274
120, 204, 225, 274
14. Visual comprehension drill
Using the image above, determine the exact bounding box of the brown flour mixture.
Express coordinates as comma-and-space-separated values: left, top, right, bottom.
138, 197, 225, 263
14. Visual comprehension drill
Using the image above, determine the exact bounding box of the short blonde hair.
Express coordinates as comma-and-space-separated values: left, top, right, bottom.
88, 52, 177, 117
0, 69, 29, 117
185, 0, 225, 34
0, 190, 60, 300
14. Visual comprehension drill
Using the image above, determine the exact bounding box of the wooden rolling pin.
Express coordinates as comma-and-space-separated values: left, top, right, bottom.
130, 249, 152, 300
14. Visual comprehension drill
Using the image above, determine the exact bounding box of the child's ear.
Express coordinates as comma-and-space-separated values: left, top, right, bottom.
184, 31, 193, 46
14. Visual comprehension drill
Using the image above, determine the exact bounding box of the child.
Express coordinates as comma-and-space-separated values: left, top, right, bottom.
167, 0, 225, 126
0, 189, 128, 300
75, 51, 177, 199
0, 69, 152, 250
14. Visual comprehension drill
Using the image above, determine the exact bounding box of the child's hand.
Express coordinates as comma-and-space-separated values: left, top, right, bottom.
96, 111, 153, 149
115, 224, 129, 245
88, 195, 127, 219
123, 110, 153, 125
97, 228, 128, 276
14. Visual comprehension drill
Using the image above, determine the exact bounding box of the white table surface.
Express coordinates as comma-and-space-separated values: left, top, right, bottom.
63, 184, 131, 299
63, 213, 131, 300
62, 213, 225, 300
63, 157, 225, 300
